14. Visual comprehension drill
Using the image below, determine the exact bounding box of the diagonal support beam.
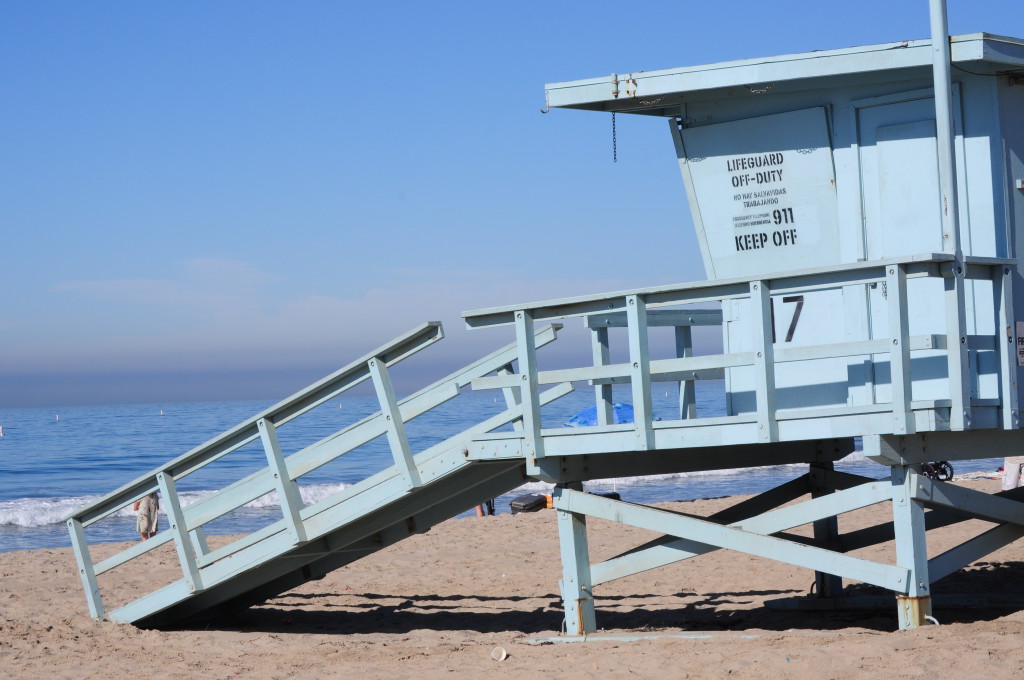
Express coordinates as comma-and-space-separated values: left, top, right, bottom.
839, 485, 1024, 552
593, 477, 891, 585
557, 486, 905, 591
605, 474, 815, 565
913, 474, 1024, 526
929, 522, 1024, 583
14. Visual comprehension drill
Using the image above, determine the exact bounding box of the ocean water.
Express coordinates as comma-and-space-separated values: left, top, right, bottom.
0, 382, 1003, 553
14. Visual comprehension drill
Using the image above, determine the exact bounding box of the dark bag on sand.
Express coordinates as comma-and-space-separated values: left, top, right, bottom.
510, 494, 548, 514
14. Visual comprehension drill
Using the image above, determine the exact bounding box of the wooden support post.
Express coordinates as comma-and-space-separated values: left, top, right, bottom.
369, 357, 422, 489
67, 517, 104, 619
258, 417, 308, 544
809, 462, 843, 598
591, 326, 615, 425
515, 310, 544, 467
626, 295, 654, 450
750, 281, 778, 442
554, 483, 596, 636
157, 471, 204, 593
891, 466, 931, 629
886, 264, 915, 435
675, 325, 697, 419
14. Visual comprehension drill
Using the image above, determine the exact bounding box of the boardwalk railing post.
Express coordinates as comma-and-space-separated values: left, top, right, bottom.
369, 358, 422, 489
553, 483, 597, 636
591, 325, 615, 425
626, 295, 654, 449
946, 260, 972, 430
497, 363, 525, 431
750, 281, 778, 442
675, 324, 697, 419
996, 265, 1019, 429
156, 472, 204, 593
515, 310, 544, 467
891, 465, 931, 628
887, 264, 915, 435
258, 417, 308, 543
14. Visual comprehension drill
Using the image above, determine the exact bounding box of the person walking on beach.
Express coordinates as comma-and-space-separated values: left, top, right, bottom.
1002, 456, 1024, 491
133, 492, 159, 540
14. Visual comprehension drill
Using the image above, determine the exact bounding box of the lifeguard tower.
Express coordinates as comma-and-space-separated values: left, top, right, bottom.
69, 10, 1024, 635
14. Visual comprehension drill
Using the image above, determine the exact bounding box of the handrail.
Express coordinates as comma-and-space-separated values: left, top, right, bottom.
464, 254, 1018, 458
463, 254, 1012, 328
71, 322, 446, 528
67, 320, 569, 621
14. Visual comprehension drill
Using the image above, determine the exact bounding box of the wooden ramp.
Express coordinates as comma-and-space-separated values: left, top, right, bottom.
68, 321, 569, 627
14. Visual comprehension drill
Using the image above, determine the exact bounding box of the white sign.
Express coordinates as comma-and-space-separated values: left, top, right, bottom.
681, 108, 839, 279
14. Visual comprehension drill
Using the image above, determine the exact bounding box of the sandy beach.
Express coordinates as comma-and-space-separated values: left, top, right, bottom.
3, 478, 1023, 679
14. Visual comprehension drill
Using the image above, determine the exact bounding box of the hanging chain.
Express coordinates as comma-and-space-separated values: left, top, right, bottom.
612, 112, 617, 163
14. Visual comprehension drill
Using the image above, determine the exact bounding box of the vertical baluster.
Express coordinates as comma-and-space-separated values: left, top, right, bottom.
591, 326, 615, 426
369, 358, 421, 489
626, 295, 653, 449
189, 527, 210, 557
497, 363, 524, 432
67, 518, 104, 618
996, 265, 1019, 430
157, 472, 203, 593
515, 310, 544, 462
750, 281, 778, 442
676, 324, 696, 419
946, 260, 971, 430
258, 417, 307, 543
887, 265, 914, 434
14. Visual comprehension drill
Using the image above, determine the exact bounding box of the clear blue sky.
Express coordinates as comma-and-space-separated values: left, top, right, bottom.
1, 2, 1018, 406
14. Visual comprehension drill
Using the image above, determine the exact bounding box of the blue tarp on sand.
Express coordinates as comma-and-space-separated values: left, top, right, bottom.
564, 402, 660, 427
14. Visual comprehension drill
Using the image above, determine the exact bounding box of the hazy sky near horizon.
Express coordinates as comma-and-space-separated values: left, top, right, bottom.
2, 2, 1020, 407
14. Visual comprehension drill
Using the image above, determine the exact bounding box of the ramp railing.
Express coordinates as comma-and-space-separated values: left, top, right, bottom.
465, 254, 1018, 458
68, 321, 568, 620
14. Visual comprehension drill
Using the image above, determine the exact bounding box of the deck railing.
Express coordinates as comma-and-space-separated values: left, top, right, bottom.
465, 254, 1018, 457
